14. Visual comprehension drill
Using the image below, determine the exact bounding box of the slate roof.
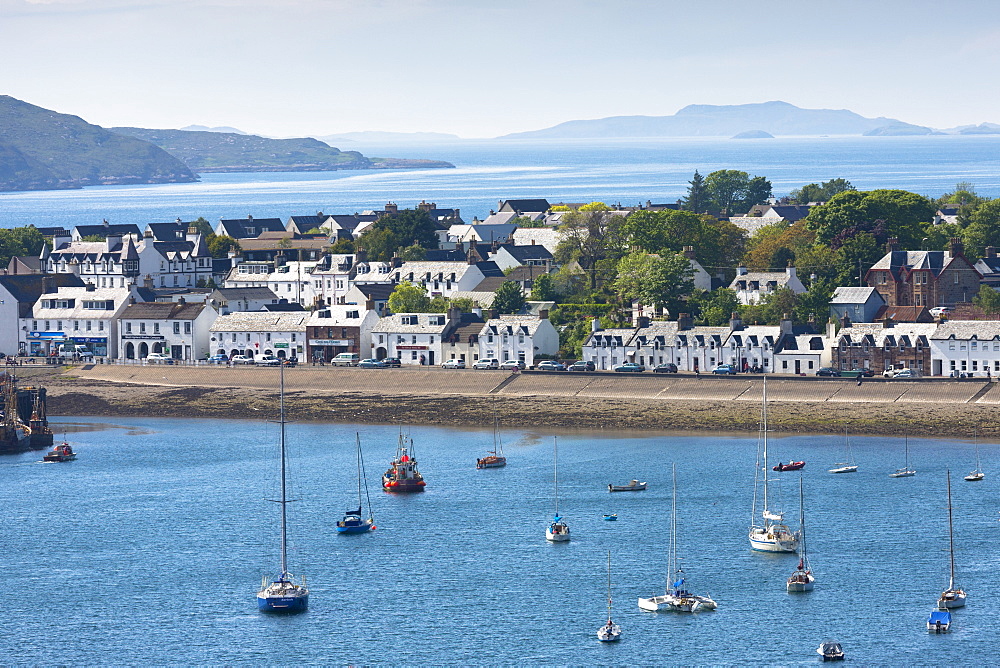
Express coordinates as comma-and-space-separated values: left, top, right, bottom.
350, 283, 396, 301
873, 305, 935, 323
371, 313, 451, 334
210, 312, 309, 332
446, 312, 486, 342
931, 321, 1000, 340
482, 315, 547, 337
217, 217, 285, 239
74, 223, 142, 239
494, 243, 553, 262
146, 222, 190, 241
869, 250, 956, 280
830, 286, 884, 304
499, 199, 550, 213
472, 276, 523, 293
210, 287, 280, 301
119, 301, 207, 320
0, 274, 86, 316
260, 302, 306, 312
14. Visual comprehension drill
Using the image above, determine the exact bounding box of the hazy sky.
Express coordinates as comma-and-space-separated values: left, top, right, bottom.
3, 0, 999, 138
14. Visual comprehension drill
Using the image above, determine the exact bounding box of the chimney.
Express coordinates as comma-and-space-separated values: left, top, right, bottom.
677, 312, 693, 331
840, 313, 852, 329
539, 309, 549, 320
447, 306, 462, 322
385, 202, 398, 214
129, 296, 137, 305
729, 311, 743, 331
987, 246, 997, 259
883, 315, 894, 328
177, 296, 186, 305
736, 265, 748, 276
143, 275, 153, 289
826, 317, 837, 339
786, 263, 797, 282
391, 254, 403, 268
41, 276, 49, 294
683, 246, 696, 260
591, 318, 603, 333
780, 313, 793, 336
247, 214, 253, 221
355, 247, 368, 263
949, 237, 964, 257
887, 237, 901, 253
637, 315, 650, 328
473, 306, 483, 317
365, 300, 375, 311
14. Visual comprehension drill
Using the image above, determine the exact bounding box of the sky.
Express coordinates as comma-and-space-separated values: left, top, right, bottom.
3, 0, 1000, 139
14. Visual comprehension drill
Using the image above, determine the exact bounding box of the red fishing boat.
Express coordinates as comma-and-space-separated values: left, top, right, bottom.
773, 461, 805, 472
382, 434, 426, 492
44, 441, 76, 462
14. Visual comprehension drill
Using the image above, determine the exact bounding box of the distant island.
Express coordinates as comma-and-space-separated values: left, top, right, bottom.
732, 130, 773, 139
0, 95, 453, 192
498, 101, 968, 140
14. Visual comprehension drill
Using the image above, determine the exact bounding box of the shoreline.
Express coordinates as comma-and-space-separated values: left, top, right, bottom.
11, 365, 1000, 439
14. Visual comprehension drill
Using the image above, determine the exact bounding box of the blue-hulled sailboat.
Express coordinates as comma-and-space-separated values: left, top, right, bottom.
338, 433, 376, 534
257, 364, 309, 614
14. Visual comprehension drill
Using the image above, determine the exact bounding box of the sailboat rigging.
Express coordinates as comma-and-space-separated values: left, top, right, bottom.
937, 469, 967, 609
829, 425, 858, 474
639, 464, 717, 612
889, 432, 916, 478
786, 476, 814, 592
337, 433, 376, 534
257, 364, 309, 613
476, 401, 507, 469
596, 550, 622, 642
748, 376, 800, 553
964, 428, 984, 482
545, 436, 569, 542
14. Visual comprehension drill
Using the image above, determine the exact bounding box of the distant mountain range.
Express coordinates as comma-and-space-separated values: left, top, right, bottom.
0, 95, 196, 191
498, 101, 999, 139
0, 96, 454, 192
317, 130, 462, 144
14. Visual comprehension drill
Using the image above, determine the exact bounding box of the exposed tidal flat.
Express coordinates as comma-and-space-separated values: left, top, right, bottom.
5, 410, 999, 664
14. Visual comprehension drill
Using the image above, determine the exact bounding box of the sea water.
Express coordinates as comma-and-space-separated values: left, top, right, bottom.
1, 135, 999, 230
3, 416, 997, 664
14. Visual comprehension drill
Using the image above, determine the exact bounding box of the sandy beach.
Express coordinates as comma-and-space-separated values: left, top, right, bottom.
8, 362, 999, 439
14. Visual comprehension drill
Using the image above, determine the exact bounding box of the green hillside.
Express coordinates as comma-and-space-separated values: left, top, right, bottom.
0, 95, 197, 191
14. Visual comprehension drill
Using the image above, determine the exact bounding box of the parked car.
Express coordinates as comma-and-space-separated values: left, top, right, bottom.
256, 355, 283, 366
230, 355, 254, 365
849, 367, 875, 377
568, 360, 596, 372
143, 352, 173, 364
207, 353, 229, 365
711, 364, 738, 375
382, 357, 401, 368
473, 358, 500, 370
613, 362, 645, 373
332, 352, 360, 366
653, 363, 678, 373
442, 358, 466, 369
500, 360, 526, 371
536, 360, 566, 371
358, 358, 386, 368
282, 357, 298, 367
816, 367, 841, 377
929, 306, 953, 318
890, 368, 920, 378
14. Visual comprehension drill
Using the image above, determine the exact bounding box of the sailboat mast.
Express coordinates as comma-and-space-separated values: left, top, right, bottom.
762, 376, 769, 516
946, 469, 956, 589
279, 363, 288, 576
799, 476, 806, 563
356, 432, 363, 507
553, 436, 559, 517
670, 463, 678, 590
607, 550, 613, 620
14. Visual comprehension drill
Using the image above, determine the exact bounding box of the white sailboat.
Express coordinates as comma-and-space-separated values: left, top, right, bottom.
964, 429, 984, 482
889, 433, 916, 478
786, 477, 815, 592
257, 364, 309, 613
597, 551, 622, 642
937, 469, 967, 609
748, 376, 800, 553
829, 426, 858, 474
546, 436, 570, 542
639, 464, 718, 612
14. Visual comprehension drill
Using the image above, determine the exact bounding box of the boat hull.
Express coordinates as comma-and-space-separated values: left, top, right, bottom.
257, 592, 309, 613
964, 472, 984, 481
889, 469, 916, 478
786, 577, 815, 592
596, 624, 621, 642
938, 591, 967, 609
772, 461, 805, 471
476, 457, 507, 469
546, 523, 570, 542
829, 465, 858, 474
638, 594, 716, 612
43, 454, 76, 462
336, 521, 374, 534
382, 478, 425, 492
749, 527, 799, 553
608, 481, 647, 492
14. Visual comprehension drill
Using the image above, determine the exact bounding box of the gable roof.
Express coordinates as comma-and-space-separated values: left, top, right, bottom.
499, 199, 550, 213
73, 223, 141, 239
830, 286, 884, 305
216, 217, 285, 239
493, 243, 553, 262
119, 301, 207, 320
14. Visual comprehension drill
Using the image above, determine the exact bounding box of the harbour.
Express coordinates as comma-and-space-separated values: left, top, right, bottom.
3, 415, 997, 664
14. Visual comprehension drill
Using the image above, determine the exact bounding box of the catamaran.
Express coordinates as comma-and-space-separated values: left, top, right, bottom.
639, 464, 717, 612
257, 364, 309, 613
748, 376, 800, 553
546, 436, 570, 542
337, 433, 376, 534
786, 477, 815, 592
937, 469, 967, 609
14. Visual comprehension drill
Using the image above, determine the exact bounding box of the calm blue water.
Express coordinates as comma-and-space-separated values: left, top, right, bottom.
1, 136, 999, 230
3, 416, 997, 664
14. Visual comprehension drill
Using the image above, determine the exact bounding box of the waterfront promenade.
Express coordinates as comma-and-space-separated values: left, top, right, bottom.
18, 364, 1000, 438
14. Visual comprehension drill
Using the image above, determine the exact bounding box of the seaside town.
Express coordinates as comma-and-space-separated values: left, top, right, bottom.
2, 178, 1000, 379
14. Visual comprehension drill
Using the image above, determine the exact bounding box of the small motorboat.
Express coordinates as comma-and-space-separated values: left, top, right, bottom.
608, 479, 647, 492
772, 461, 805, 472
43, 442, 76, 462
927, 609, 951, 633
816, 641, 845, 661
602, 514, 618, 521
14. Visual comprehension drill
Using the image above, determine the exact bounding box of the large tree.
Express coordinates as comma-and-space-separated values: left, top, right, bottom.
554, 209, 629, 290
682, 170, 709, 213
804, 189, 935, 249
357, 209, 439, 261
492, 280, 526, 314
207, 234, 241, 259
787, 178, 855, 204
387, 281, 431, 313
612, 252, 693, 314
959, 198, 1000, 257
621, 209, 747, 278
0, 225, 45, 267
704, 169, 751, 216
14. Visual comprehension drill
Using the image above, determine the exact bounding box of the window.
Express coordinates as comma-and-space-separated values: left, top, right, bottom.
126, 322, 132, 333
86, 321, 92, 332
154, 323, 160, 334
291, 333, 297, 342
266, 333, 271, 342
347, 311, 359, 319
98, 321, 104, 332
174, 322, 181, 335
73, 321, 79, 331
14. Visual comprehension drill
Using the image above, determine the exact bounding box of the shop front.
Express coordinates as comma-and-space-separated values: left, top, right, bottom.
306, 337, 353, 363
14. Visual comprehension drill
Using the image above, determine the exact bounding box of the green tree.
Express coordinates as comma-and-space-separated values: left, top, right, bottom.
448, 297, 478, 312
682, 170, 709, 213
190, 217, 214, 237
0, 225, 45, 267
793, 277, 836, 325
328, 237, 355, 254
744, 175, 773, 209
207, 234, 241, 259
579, 201, 610, 212
387, 281, 430, 313
689, 288, 739, 326
513, 215, 546, 228
492, 280, 526, 314
622, 209, 747, 278
960, 199, 1000, 257
555, 209, 630, 290
835, 232, 881, 286
357, 209, 439, 261
80, 234, 106, 242
788, 178, 855, 204
530, 272, 557, 301
739, 287, 798, 326
398, 243, 427, 261
612, 252, 694, 314
973, 285, 1000, 315
705, 169, 751, 215
428, 295, 450, 311
804, 189, 935, 248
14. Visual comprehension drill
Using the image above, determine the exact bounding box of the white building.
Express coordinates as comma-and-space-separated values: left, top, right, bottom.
929, 321, 1000, 377
370, 311, 454, 366
0, 274, 85, 357
478, 313, 559, 366
387, 261, 486, 299
117, 299, 218, 361
729, 265, 807, 305
209, 312, 309, 360
305, 303, 380, 363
